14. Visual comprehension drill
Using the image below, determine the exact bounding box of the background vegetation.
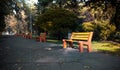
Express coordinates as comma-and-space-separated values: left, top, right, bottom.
0, 0, 120, 42
35, 0, 120, 42
35, 7, 78, 39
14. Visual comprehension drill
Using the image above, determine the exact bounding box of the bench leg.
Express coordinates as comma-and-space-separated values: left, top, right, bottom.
39, 37, 46, 42
78, 42, 83, 52
69, 41, 73, 48
40, 37, 42, 42
63, 40, 67, 48
43, 38, 46, 42
29, 35, 32, 39
44, 38, 46, 42
87, 43, 92, 52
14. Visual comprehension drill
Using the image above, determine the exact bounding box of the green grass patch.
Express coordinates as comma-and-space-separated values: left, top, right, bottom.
47, 39, 62, 44
92, 41, 120, 56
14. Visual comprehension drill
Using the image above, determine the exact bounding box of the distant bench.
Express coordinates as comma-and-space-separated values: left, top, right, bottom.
36, 33, 46, 42
22, 33, 32, 39
62, 32, 93, 52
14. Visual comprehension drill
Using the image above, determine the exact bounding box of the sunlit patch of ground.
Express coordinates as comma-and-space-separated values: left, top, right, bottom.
92, 41, 120, 56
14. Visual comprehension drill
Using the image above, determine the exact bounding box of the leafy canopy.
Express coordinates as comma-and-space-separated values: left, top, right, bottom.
36, 7, 78, 39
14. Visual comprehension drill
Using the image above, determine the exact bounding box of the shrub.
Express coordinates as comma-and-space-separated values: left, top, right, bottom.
82, 20, 116, 40
35, 8, 78, 39
110, 31, 120, 42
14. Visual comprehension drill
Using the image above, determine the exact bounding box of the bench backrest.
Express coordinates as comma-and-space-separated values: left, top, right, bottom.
70, 32, 93, 42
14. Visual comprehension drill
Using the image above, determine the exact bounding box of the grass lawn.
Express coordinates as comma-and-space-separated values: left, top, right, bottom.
92, 41, 120, 56
47, 39, 120, 56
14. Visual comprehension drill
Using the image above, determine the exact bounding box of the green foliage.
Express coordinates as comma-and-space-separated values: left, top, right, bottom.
0, 0, 13, 32
114, 3, 120, 31
114, 32, 120, 39
99, 21, 116, 40
82, 20, 116, 40
110, 31, 120, 42
82, 22, 95, 31
0, 18, 6, 32
35, 8, 78, 39
80, 1, 118, 41
0, 0, 23, 32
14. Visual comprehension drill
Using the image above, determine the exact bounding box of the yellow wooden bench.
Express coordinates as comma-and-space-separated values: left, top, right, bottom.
62, 32, 93, 52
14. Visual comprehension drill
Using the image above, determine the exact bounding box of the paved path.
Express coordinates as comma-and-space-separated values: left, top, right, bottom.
0, 35, 120, 70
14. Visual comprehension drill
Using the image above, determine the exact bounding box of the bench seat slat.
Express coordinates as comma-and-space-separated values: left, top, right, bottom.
72, 35, 89, 37
71, 36, 89, 38
72, 38, 88, 40
72, 32, 90, 34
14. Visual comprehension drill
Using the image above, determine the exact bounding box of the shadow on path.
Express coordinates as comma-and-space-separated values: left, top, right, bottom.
0, 35, 120, 70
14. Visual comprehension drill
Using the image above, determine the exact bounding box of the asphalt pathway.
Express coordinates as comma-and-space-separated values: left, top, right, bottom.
0, 35, 120, 70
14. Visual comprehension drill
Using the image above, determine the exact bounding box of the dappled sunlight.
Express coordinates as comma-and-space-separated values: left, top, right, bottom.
5, 14, 17, 33
5, 10, 28, 34
0, 0, 120, 69
44, 47, 52, 51
21, 10, 27, 19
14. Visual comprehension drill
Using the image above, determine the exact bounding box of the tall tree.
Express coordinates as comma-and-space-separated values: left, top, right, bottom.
36, 0, 53, 14
35, 8, 78, 39
0, 0, 13, 32
80, 0, 120, 40
0, 0, 22, 32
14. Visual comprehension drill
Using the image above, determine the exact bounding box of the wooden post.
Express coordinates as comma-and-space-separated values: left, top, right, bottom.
78, 42, 83, 52
87, 43, 92, 52
63, 39, 67, 48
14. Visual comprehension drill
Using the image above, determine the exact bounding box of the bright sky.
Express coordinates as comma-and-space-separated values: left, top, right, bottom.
32, 0, 38, 4
26, 0, 38, 4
